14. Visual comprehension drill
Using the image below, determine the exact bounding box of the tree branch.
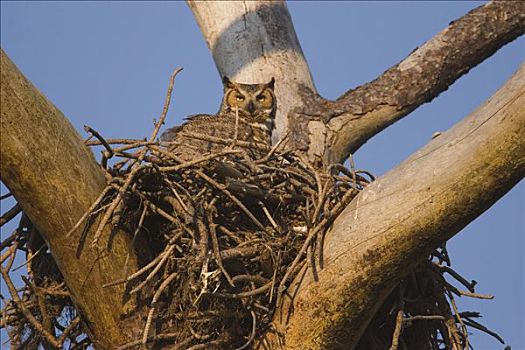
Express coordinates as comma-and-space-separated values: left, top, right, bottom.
0, 49, 140, 349
277, 65, 525, 349
290, 0, 525, 164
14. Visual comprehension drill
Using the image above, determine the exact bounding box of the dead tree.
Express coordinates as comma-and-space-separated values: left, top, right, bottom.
1, 1, 524, 349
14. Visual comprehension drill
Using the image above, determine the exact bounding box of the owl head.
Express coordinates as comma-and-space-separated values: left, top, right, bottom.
219, 76, 277, 126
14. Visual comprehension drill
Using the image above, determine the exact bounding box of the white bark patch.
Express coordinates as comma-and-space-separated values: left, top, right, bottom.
398, 29, 448, 72
307, 120, 327, 163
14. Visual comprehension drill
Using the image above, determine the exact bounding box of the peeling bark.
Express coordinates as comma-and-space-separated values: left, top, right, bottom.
277, 65, 525, 349
0, 50, 140, 349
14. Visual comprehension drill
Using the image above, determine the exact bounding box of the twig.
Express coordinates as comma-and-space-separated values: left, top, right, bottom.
306, 244, 318, 282
150, 67, 183, 142
0, 229, 19, 250
195, 169, 267, 232
435, 263, 476, 292
231, 274, 269, 285
256, 132, 289, 164
207, 209, 234, 287
0, 267, 60, 348
258, 201, 278, 231
130, 244, 175, 295
461, 317, 504, 344
21, 276, 55, 341
0, 192, 12, 200
112, 141, 156, 153
142, 272, 178, 345
169, 132, 269, 151
123, 205, 148, 279
0, 203, 21, 227
389, 287, 405, 350
165, 179, 190, 214
1, 242, 18, 267
269, 250, 281, 304
217, 225, 243, 245
84, 125, 113, 168
57, 317, 81, 346
13, 245, 44, 271
404, 315, 446, 323
103, 252, 165, 288
66, 186, 112, 238
85, 138, 147, 146
457, 290, 493, 299
196, 215, 210, 261
215, 282, 271, 299
155, 148, 242, 172
447, 290, 469, 349
232, 106, 239, 145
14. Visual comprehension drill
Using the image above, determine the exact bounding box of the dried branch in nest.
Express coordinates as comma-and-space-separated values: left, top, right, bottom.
0, 213, 85, 349
356, 245, 505, 350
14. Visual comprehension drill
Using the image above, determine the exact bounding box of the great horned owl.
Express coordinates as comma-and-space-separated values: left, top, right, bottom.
161, 77, 276, 160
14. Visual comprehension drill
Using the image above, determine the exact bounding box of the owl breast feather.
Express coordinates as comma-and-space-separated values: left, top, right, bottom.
160, 114, 270, 160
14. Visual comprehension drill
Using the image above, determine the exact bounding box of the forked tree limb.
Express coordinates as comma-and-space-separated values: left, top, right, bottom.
274, 64, 525, 350
320, 0, 525, 163
2, 2, 523, 348
0, 49, 140, 349
189, 0, 524, 166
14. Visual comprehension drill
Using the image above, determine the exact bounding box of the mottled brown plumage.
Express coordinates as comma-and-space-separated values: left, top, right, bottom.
161, 77, 276, 160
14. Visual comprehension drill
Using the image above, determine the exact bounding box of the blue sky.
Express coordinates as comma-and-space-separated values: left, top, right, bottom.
1, 1, 523, 349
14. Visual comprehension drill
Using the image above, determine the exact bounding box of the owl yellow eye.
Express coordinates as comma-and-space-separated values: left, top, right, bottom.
236, 94, 245, 102
256, 94, 266, 102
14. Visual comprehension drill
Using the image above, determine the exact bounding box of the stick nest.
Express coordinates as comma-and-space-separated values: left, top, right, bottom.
96, 135, 367, 349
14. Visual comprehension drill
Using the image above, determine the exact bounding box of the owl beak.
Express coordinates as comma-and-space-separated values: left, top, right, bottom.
246, 101, 256, 115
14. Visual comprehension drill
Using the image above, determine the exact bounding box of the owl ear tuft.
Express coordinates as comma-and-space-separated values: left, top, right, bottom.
222, 76, 235, 89
267, 77, 275, 89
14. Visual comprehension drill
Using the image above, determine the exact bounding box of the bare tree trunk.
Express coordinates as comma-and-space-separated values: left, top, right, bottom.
187, 0, 315, 141
276, 65, 525, 349
0, 50, 140, 349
